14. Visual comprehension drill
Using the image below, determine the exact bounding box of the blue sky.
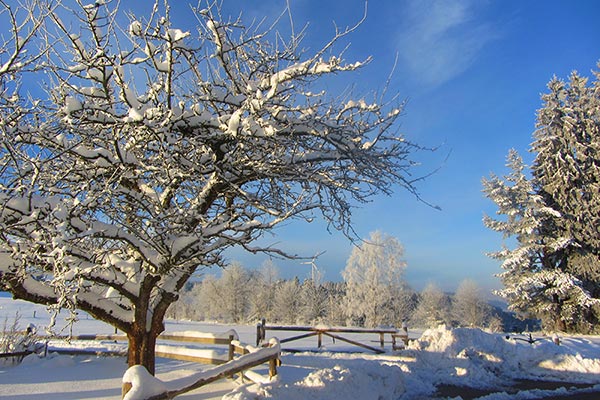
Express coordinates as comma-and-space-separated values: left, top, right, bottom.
211, 0, 600, 293
11, 0, 598, 294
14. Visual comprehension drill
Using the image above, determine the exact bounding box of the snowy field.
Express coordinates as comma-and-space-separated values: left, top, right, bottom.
2, 295, 600, 400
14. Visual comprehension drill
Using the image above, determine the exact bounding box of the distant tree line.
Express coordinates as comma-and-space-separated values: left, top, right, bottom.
167, 232, 501, 330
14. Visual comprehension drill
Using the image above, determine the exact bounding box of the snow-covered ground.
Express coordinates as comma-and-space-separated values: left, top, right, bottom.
2, 295, 600, 399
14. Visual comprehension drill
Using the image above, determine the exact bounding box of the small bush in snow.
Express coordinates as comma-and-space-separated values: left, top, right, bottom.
0, 312, 39, 365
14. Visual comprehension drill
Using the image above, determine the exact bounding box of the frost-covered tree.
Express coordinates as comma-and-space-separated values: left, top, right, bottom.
483, 151, 568, 328
452, 279, 490, 328
411, 282, 450, 328
300, 279, 328, 324
483, 68, 600, 332
195, 275, 221, 321
533, 69, 600, 304
0, 1, 428, 373
214, 262, 253, 323
164, 282, 195, 321
323, 281, 347, 326
248, 260, 279, 322
273, 277, 302, 324
342, 231, 409, 327
534, 70, 600, 282
483, 150, 594, 331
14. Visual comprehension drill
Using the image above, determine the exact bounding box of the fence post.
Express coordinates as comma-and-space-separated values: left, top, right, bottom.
268, 357, 278, 378
256, 318, 266, 346
317, 332, 322, 348
379, 332, 385, 349
228, 334, 235, 361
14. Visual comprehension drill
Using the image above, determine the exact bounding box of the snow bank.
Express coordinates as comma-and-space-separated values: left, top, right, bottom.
224, 355, 407, 400
225, 326, 600, 400
408, 325, 600, 383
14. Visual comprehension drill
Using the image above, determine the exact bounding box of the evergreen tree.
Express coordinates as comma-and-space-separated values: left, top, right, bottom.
301, 279, 328, 325
533, 70, 600, 283
484, 67, 600, 332
323, 281, 347, 326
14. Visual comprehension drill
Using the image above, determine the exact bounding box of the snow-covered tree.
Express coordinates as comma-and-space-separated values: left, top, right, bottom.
452, 279, 490, 328
342, 231, 409, 327
192, 275, 216, 321
164, 282, 195, 321
300, 279, 328, 324
411, 282, 450, 328
323, 281, 347, 326
248, 260, 279, 322
273, 277, 302, 324
213, 262, 253, 323
533, 70, 600, 290
483, 150, 586, 331
483, 68, 600, 332
0, 1, 428, 373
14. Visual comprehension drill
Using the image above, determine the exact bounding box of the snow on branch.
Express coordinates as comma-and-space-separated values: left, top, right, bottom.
0, 0, 430, 355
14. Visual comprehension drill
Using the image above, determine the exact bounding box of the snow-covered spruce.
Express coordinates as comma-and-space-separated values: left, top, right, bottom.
483, 66, 600, 333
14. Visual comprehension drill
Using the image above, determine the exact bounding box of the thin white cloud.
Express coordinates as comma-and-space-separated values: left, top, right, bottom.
396, 0, 499, 88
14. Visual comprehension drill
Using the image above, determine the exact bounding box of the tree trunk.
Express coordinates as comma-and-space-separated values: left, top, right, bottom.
127, 328, 159, 375
551, 294, 567, 332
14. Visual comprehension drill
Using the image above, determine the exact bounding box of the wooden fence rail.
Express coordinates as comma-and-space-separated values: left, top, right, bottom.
138, 343, 281, 400
28, 330, 281, 400
46, 331, 241, 365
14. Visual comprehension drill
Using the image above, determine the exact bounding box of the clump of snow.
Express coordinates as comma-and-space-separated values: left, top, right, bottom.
128, 21, 142, 36
122, 365, 168, 400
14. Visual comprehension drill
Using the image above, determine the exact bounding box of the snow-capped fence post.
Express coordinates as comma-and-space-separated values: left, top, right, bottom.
256, 319, 266, 346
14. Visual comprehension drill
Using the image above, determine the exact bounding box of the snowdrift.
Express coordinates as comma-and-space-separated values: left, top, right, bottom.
410, 326, 600, 382
224, 326, 600, 400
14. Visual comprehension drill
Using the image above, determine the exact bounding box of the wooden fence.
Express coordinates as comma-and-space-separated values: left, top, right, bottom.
137, 341, 281, 400
256, 319, 408, 354
49, 331, 241, 365
1, 330, 280, 400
